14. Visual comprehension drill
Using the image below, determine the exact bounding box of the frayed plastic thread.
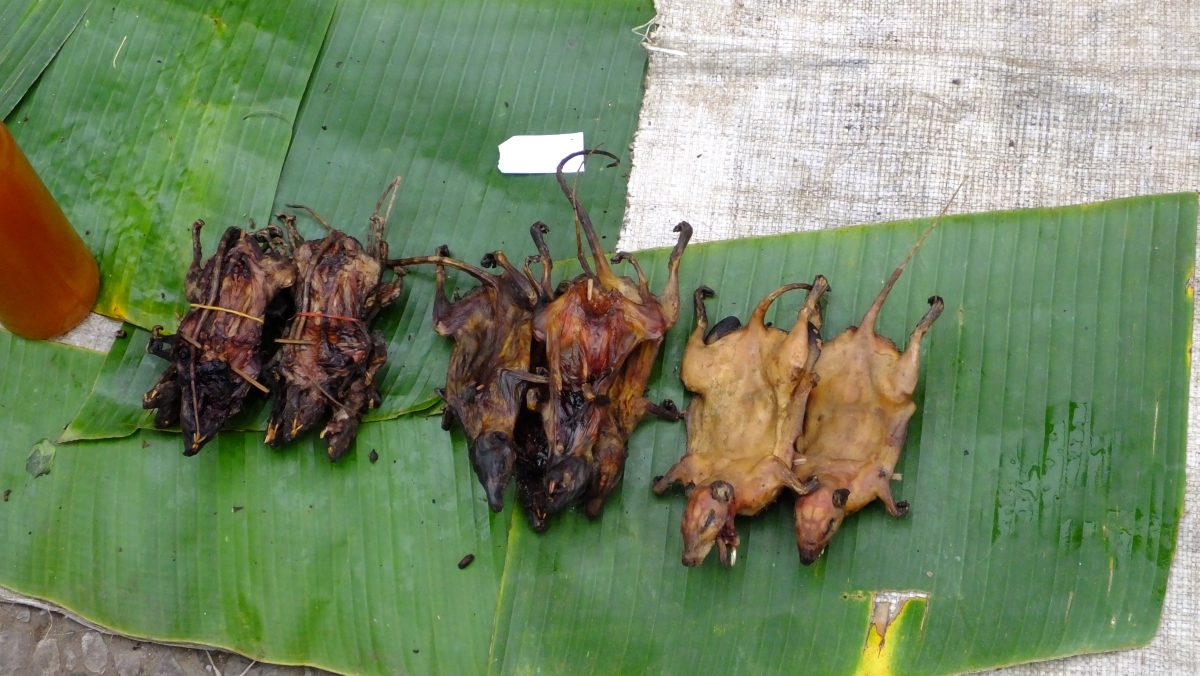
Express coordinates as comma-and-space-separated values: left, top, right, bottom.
632, 16, 688, 57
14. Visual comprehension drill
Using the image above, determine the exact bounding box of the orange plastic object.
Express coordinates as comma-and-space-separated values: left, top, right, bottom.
0, 122, 99, 339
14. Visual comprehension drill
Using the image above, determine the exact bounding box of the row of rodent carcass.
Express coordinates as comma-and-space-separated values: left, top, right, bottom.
401, 149, 945, 564
143, 179, 405, 460
143, 148, 943, 566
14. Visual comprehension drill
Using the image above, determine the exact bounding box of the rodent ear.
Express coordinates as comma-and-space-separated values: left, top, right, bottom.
831, 488, 850, 509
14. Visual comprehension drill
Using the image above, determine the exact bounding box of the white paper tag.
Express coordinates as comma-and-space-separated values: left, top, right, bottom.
498, 132, 585, 174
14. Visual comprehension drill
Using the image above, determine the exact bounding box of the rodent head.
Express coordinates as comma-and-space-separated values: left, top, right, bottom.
543, 455, 594, 514
794, 485, 849, 565
470, 430, 515, 513
681, 480, 735, 567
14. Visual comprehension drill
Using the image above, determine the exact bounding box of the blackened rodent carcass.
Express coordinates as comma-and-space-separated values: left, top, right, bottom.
394, 229, 548, 512
144, 221, 297, 455
264, 178, 405, 460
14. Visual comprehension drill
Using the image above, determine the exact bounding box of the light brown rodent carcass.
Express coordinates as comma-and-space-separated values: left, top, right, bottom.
654, 277, 828, 567
792, 226, 943, 565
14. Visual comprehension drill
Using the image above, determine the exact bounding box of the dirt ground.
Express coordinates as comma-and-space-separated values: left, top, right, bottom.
0, 602, 330, 676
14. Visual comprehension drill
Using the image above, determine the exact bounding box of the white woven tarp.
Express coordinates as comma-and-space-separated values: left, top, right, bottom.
619, 1, 1199, 673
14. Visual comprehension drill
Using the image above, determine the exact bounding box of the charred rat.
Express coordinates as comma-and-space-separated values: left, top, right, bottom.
654, 278, 827, 566
792, 222, 943, 565
144, 221, 297, 455
393, 228, 547, 512
402, 149, 689, 529
521, 149, 690, 529
264, 178, 405, 460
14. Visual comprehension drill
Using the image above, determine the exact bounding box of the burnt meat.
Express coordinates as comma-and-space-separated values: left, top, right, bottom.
521, 149, 690, 528
394, 236, 545, 511
264, 178, 404, 460
144, 221, 297, 455
402, 149, 691, 530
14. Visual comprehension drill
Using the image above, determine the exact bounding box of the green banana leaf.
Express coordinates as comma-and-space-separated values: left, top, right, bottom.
2, 194, 1192, 674
57, 324, 157, 443
0, 333, 505, 675
0, 0, 90, 118
11, 0, 652, 436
